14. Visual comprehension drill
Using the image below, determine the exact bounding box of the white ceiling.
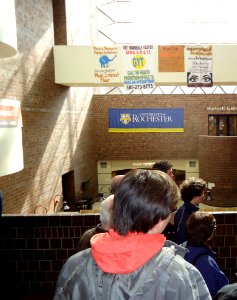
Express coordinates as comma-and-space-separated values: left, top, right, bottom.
96, 0, 237, 44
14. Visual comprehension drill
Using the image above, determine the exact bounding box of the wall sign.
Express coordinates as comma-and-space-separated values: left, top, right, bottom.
123, 45, 155, 90
109, 108, 184, 132
186, 46, 213, 87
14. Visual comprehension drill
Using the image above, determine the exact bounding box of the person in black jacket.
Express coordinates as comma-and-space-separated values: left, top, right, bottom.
173, 177, 207, 244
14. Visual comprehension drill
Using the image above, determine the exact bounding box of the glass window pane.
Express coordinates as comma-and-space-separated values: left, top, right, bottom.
218, 116, 227, 136
208, 115, 216, 136
229, 115, 237, 136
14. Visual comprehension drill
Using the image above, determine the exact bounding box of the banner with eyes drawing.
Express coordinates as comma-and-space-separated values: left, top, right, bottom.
186, 45, 213, 87
123, 45, 155, 90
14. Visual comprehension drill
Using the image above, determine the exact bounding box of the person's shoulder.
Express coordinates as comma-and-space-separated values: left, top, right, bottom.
54, 249, 93, 297
164, 240, 188, 257
62, 249, 92, 276
189, 246, 214, 260
154, 246, 211, 297
176, 204, 185, 214
158, 245, 191, 271
67, 248, 91, 264
81, 227, 97, 237
213, 283, 237, 300
162, 245, 205, 275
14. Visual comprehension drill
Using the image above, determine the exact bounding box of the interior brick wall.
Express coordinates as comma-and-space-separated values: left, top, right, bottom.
0, 213, 236, 298
199, 135, 237, 206
93, 94, 237, 160
0, 0, 98, 214
93, 94, 237, 206
1, 0, 237, 214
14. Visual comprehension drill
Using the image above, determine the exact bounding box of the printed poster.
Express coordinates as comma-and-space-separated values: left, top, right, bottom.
123, 45, 155, 90
158, 45, 185, 72
0, 99, 22, 127
186, 46, 213, 87
109, 108, 184, 133
93, 46, 120, 84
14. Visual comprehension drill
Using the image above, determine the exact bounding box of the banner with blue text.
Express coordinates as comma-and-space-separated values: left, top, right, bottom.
109, 108, 184, 133
123, 45, 155, 90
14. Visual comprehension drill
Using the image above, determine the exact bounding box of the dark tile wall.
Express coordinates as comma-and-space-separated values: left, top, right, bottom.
0, 212, 236, 297
209, 213, 237, 282
0, 213, 100, 298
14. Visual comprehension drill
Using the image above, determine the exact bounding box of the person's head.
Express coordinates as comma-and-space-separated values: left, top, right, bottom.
110, 175, 125, 194
112, 169, 180, 236
186, 212, 216, 246
152, 160, 174, 180
99, 194, 114, 231
180, 177, 207, 205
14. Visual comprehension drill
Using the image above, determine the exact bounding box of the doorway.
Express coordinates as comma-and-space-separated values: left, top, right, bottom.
62, 170, 76, 210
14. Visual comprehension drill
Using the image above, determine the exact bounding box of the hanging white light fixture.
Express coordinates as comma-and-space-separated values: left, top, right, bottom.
0, 0, 17, 58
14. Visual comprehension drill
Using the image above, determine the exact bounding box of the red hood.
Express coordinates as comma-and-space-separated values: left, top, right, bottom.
91, 229, 166, 274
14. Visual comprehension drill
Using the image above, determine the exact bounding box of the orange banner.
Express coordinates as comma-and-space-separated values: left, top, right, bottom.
158, 46, 185, 72
0, 100, 21, 127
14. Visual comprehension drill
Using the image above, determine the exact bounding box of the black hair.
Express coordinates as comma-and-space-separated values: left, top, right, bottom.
112, 169, 180, 235
180, 177, 207, 203
152, 160, 173, 174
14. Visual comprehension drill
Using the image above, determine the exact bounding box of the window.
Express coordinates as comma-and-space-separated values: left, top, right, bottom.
189, 161, 196, 168
208, 115, 237, 136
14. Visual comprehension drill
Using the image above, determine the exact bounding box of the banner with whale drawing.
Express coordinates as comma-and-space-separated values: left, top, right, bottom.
93, 46, 120, 84
123, 45, 155, 90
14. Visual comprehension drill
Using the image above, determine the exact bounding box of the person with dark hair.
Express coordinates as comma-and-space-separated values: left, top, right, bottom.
183, 212, 229, 298
54, 169, 211, 300
152, 159, 175, 180
173, 177, 207, 244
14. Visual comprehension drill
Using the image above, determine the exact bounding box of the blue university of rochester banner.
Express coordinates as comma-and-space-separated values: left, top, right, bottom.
109, 108, 184, 132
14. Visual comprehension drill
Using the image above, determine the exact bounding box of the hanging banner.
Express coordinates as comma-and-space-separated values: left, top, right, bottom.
0, 99, 24, 176
186, 46, 213, 87
109, 108, 184, 133
158, 45, 185, 72
93, 46, 120, 84
0, 99, 22, 127
123, 45, 155, 90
